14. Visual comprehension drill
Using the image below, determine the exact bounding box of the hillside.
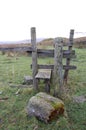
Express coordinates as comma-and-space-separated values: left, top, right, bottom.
0, 37, 86, 48
39, 37, 86, 48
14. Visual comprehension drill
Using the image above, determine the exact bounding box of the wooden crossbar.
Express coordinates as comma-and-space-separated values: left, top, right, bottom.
31, 64, 76, 70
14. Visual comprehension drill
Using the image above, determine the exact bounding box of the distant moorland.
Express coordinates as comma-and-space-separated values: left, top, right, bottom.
0, 36, 86, 48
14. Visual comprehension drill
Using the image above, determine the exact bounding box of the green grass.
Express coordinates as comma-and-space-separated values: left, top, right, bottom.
0, 54, 32, 84
0, 48, 86, 130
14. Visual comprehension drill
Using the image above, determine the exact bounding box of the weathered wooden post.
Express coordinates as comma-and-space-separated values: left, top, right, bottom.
31, 27, 38, 90
64, 29, 74, 84
53, 38, 63, 97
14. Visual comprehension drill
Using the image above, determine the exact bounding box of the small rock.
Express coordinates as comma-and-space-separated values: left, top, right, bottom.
0, 91, 3, 94
23, 76, 33, 85
73, 95, 86, 103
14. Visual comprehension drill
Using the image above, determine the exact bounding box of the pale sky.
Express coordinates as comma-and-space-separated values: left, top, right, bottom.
0, 0, 86, 41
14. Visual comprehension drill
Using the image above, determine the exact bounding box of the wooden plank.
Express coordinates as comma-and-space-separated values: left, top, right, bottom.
37, 49, 54, 53
63, 50, 76, 58
37, 49, 75, 54
0, 46, 33, 52
0, 46, 76, 58
63, 65, 76, 70
35, 69, 51, 79
31, 27, 38, 90
37, 49, 54, 57
35, 64, 54, 69
37, 49, 75, 58
0, 47, 75, 58
31, 64, 76, 70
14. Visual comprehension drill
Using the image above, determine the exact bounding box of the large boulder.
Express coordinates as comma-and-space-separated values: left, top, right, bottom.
27, 92, 64, 123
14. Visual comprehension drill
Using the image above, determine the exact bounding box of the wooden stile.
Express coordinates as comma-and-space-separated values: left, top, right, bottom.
30, 28, 76, 94
0, 27, 76, 95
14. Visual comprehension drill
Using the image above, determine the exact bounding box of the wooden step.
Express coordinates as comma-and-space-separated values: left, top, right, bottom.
35, 69, 51, 79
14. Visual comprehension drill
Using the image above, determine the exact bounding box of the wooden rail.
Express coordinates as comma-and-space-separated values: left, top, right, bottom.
0, 46, 32, 52
0, 47, 76, 58
31, 64, 76, 70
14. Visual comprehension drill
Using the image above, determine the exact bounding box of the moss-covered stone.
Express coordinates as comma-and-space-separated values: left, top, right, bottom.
27, 92, 64, 123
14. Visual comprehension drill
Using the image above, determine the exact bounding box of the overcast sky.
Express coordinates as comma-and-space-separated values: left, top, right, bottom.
0, 0, 86, 41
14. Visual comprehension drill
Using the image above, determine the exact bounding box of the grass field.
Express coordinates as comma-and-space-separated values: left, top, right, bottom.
0, 48, 86, 130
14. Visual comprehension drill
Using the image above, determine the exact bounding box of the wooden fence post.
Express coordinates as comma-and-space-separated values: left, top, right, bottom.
64, 29, 74, 84
31, 27, 38, 90
53, 38, 63, 97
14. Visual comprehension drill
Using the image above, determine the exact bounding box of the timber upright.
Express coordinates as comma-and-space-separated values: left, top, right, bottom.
31, 27, 38, 90
53, 38, 63, 97
64, 30, 74, 84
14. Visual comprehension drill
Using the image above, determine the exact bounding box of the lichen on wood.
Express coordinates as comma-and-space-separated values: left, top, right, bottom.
27, 92, 64, 123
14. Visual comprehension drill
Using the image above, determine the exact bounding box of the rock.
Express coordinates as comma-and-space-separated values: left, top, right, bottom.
73, 95, 86, 103
23, 76, 33, 85
27, 92, 64, 123
0, 91, 3, 94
